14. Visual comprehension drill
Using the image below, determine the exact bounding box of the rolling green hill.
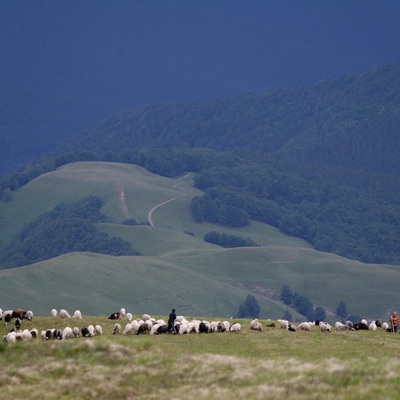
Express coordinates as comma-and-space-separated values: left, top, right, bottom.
0, 161, 399, 321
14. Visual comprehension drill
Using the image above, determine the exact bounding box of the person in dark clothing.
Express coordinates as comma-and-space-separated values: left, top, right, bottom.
168, 308, 177, 333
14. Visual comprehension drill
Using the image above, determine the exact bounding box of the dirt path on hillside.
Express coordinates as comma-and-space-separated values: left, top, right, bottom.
118, 182, 133, 220
147, 194, 186, 227
117, 173, 191, 226
148, 172, 191, 227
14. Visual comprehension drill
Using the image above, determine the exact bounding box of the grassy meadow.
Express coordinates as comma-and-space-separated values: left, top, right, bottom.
2, 315, 400, 399
1, 161, 400, 322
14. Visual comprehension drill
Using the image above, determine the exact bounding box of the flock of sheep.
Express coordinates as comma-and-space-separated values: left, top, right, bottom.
1, 307, 242, 344
1, 306, 393, 344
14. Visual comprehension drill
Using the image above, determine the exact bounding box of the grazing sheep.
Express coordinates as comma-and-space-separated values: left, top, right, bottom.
217, 322, 226, 332
136, 323, 150, 335
41, 330, 47, 340
142, 314, 151, 321
250, 319, 262, 332
335, 321, 346, 330
319, 322, 331, 332
2, 310, 13, 324
375, 319, 382, 328
278, 319, 289, 330
120, 308, 126, 317
382, 322, 389, 330
51, 309, 58, 317
81, 327, 90, 337
16, 329, 33, 341
131, 320, 141, 334
229, 323, 241, 333
73, 327, 80, 338
156, 325, 169, 334
14, 318, 21, 330
287, 323, 297, 332
108, 312, 121, 320
112, 323, 121, 335
95, 325, 103, 336
353, 321, 369, 330
123, 323, 134, 335
199, 322, 209, 333
30, 328, 38, 338
3, 331, 16, 344
223, 321, 231, 331
60, 309, 71, 318
298, 322, 312, 331
87, 325, 95, 337
62, 327, 73, 340
126, 313, 133, 322
72, 310, 82, 319
369, 321, 377, 331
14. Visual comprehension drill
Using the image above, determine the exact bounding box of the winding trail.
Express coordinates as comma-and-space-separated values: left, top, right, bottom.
147, 194, 186, 227
117, 173, 191, 227
148, 172, 191, 227
118, 182, 133, 219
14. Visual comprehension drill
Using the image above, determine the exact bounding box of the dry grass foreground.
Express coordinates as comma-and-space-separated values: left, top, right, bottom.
2, 316, 400, 399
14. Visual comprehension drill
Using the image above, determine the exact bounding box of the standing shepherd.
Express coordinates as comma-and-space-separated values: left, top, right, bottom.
390, 311, 400, 333
168, 308, 177, 334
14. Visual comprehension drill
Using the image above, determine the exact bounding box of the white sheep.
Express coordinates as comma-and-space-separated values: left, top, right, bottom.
123, 323, 134, 335
188, 320, 200, 334
112, 323, 121, 335
142, 314, 151, 321
335, 321, 346, 330
62, 327, 73, 340
60, 309, 71, 318
51, 309, 58, 317
278, 319, 289, 330
229, 323, 241, 333
210, 321, 219, 332
250, 319, 262, 332
120, 308, 126, 317
72, 310, 82, 319
126, 313, 133, 322
319, 322, 331, 332
298, 322, 312, 331
131, 320, 141, 334
369, 321, 377, 331
88, 325, 95, 337
16, 329, 32, 341
382, 322, 389, 330
25, 310, 33, 320
95, 325, 103, 336
223, 321, 231, 331
3, 331, 16, 343
73, 327, 80, 338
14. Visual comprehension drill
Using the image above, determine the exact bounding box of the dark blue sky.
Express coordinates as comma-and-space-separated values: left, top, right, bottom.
1, 0, 400, 118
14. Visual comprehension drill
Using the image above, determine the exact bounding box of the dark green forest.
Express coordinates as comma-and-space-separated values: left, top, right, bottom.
1, 64, 400, 266
64, 63, 400, 176
0, 196, 138, 268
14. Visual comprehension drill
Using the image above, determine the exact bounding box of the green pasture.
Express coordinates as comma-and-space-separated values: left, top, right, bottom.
1, 316, 400, 399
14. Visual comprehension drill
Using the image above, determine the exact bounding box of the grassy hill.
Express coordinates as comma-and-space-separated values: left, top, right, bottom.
1, 161, 399, 321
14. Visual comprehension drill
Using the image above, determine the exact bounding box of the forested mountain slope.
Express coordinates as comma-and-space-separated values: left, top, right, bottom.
64, 63, 400, 176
